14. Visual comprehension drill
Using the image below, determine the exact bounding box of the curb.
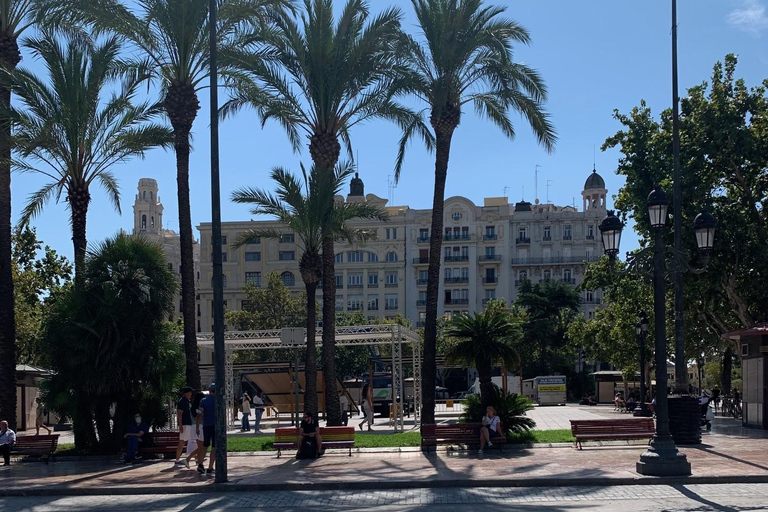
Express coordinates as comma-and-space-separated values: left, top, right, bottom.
3, 474, 768, 497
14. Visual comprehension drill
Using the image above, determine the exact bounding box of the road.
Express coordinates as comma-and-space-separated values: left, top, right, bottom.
2, 483, 768, 511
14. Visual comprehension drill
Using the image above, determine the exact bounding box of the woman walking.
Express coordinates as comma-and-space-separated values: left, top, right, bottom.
358, 384, 373, 432
241, 392, 252, 432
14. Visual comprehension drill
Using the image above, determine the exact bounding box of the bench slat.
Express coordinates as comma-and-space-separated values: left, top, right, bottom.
570, 419, 655, 450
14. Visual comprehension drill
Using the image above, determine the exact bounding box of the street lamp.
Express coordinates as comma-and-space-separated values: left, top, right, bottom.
634, 311, 652, 418
599, 185, 716, 476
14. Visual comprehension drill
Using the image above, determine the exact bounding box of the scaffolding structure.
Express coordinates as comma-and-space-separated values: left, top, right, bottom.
191, 324, 421, 432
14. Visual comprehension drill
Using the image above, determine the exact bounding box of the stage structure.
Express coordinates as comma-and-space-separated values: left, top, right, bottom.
188, 324, 421, 432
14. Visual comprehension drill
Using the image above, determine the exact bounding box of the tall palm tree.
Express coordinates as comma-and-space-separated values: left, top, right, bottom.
396, 0, 557, 424
231, 161, 387, 416
444, 307, 521, 409
45, 0, 295, 390
222, 0, 413, 425
11, 34, 173, 285
0, 0, 41, 432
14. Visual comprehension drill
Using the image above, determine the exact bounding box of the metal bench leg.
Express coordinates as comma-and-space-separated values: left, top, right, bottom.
277, 449, 281, 458
348, 447, 352, 457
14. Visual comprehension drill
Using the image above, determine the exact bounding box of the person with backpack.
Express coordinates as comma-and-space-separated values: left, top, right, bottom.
297, 411, 322, 459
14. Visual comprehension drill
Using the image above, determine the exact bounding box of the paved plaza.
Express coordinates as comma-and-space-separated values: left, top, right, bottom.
3, 484, 768, 511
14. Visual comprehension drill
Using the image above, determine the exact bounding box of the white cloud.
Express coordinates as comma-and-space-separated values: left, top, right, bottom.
728, 0, 768, 35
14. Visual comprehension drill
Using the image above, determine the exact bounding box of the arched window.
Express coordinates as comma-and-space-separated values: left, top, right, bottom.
563, 269, 572, 281
211, 275, 228, 288
385, 252, 398, 262
519, 270, 528, 281
368, 252, 378, 262
150, 191, 153, 201
142, 191, 146, 200
141, 214, 146, 229
281, 271, 295, 287
150, 216, 155, 228
335, 252, 343, 263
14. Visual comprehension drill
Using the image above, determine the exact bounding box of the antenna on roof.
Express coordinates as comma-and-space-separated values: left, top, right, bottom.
521, 186, 525, 201
593, 145, 596, 169
387, 174, 397, 204
534, 164, 542, 203
546, 180, 553, 203
503, 185, 509, 197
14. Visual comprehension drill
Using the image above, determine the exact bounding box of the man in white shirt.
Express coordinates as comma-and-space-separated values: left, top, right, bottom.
340, 394, 349, 426
0, 420, 16, 466
479, 406, 501, 455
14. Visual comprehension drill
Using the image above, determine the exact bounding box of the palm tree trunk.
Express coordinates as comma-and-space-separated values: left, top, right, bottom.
69, 187, 90, 287
0, 73, 16, 430
74, 393, 97, 452
304, 281, 318, 416
321, 235, 341, 425
476, 357, 494, 410
422, 130, 454, 425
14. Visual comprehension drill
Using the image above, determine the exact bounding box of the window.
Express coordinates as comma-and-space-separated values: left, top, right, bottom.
168, 263, 173, 271
222, 275, 228, 288
586, 290, 594, 302
348, 251, 364, 263
242, 300, 253, 311
485, 226, 496, 238
279, 251, 295, 261
335, 252, 344, 263
385, 228, 398, 240
335, 274, 343, 288
197, 303, 201, 316
385, 272, 398, 286
245, 272, 261, 286
368, 252, 378, 262
461, 246, 469, 258
587, 225, 594, 238
485, 268, 496, 281
519, 227, 527, 239
335, 297, 344, 310
368, 273, 379, 286
419, 228, 429, 240
543, 247, 551, 259
485, 247, 495, 257
418, 270, 428, 281
348, 273, 363, 287
485, 289, 496, 300
280, 271, 295, 286
245, 236, 260, 244
221, 235, 227, 245
564, 225, 572, 239
543, 270, 551, 280
279, 233, 295, 243
563, 269, 572, 282
451, 212, 463, 221
367, 295, 379, 310
519, 270, 528, 281
563, 246, 572, 258
385, 252, 398, 262
141, 215, 146, 230
244, 251, 261, 261
543, 226, 551, 240
150, 216, 155, 229
348, 294, 363, 311
385, 294, 399, 310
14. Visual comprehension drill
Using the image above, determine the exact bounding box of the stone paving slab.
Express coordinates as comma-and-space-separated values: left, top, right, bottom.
1, 428, 767, 496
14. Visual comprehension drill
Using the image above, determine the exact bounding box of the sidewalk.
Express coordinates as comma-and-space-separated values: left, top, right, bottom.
1, 421, 767, 496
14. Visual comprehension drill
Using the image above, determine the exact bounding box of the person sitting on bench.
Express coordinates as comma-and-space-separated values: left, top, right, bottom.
0, 420, 16, 466
478, 406, 501, 455
297, 412, 322, 458
123, 412, 148, 464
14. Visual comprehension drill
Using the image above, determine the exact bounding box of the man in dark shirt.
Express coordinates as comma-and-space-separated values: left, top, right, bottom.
175, 386, 194, 466
298, 412, 322, 458
197, 384, 217, 474
123, 413, 148, 464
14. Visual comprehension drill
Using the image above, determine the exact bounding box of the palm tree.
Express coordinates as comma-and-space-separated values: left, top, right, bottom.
0, 0, 42, 432
45, 0, 295, 390
222, 0, 413, 425
444, 307, 521, 409
231, 161, 386, 416
11, 34, 173, 285
396, 0, 556, 424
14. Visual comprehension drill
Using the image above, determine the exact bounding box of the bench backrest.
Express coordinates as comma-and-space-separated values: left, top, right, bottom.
146, 432, 180, 446
13, 435, 59, 452
571, 419, 655, 435
274, 427, 299, 444
422, 423, 505, 439
319, 426, 355, 442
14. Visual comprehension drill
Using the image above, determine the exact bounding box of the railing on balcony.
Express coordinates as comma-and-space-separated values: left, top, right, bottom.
368, 304, 379, 311
444, 233, 473, 241
416, 300, 427, 307
385, 283, 398, 288
586, 234, 595, 240
563, 234, 572, 241
509, 255, 600, 265
413, 257, 430, 264
444, 276, 469, 284
479, 255, 501, 262
444, 255, 469, 262
445, 298, 469, 305
348, 304, 363, 311
562, 278, 577, 285
347, 283, 363, 289
367, 283, 379, 288
483, 234, 497, 240
582, 297, 602, 304
416, 279, 428, 286
516, 237, 531, 244
542, 236, 552, 242
417, 236, 430, 243
385, 303, 399, 310
482, 277, 498, 284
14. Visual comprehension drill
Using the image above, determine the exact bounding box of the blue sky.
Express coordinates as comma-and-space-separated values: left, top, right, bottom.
10, 0, 768, 261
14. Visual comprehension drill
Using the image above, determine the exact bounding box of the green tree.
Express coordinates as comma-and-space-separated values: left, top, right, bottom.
222, 0, 410, 425
460, 388, 534, 434
395, 0, 556, 424
226, 272, 305, 331
12, 226, 71, 364
10, 34, 172, 284
231, 161, 386, 415
602, 54, 768, 388
444, 307, 521, 409
48, 0, 295, 391
515, 279, 580, 377
40, 234, 182, 452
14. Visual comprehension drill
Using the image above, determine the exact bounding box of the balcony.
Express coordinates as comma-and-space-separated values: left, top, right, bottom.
385, 283, 398, 288
416, 300, 427, 307
516, 237, 531, 245
509, 254, 600, 265
483, 277, 498, 284
583, 297, 602, 304
444, 233, 473, 241
542, 236, 552, 242
444, 255, 469, 262
483, 234, 497, 241
335, 283, 344, 289
562, 278, 576, 285
368, 304, 379, 311
445, 298, 469, 305
444, 276, 469, 284
417, 236, 430, 244
479, 255, 501, 262
347, 283, 363, 289
563, 234, 572, 241
348, 304, 363, 311
385, 303, 399, 311
413, 257, 430, 264
586, 234, 595, 240
416, 279, 428, 286
367, 283, 379, 288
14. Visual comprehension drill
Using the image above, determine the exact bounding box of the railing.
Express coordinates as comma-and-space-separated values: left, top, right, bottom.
416, 300, 427, 307
347, 283, 363, 289
483, 234, 497, 240
586, 235, 595, 240
509, 255, 600, 265
482, 277, 498, 284
562, 278, 576, 285
444, 276, 469, 283
413, 257, 430, 264
563, 235, 572, 241
348, 304, 363, 311
368, 304, 379, 311
385, 304, 399, 310
516, 237, 531, 244
444, 255, 469, 262
444, 234, 473, 241
336, 283, 344, 289
582, 297, 602, 304
385, 283, 398, 288
445, 298, 469, 305
542, 236, 552, 242
479, 255, 501, 262
416, 279, 428, 285
417, 236, 430, 243
367, 283, 379, 288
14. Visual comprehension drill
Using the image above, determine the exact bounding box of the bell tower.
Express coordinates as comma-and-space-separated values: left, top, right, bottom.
133, 178, 163, 238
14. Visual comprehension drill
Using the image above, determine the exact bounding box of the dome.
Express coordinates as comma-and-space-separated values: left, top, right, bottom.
584, 168, 605, 190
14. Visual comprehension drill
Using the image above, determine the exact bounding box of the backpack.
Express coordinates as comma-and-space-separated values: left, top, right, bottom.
298, 436, 317, 459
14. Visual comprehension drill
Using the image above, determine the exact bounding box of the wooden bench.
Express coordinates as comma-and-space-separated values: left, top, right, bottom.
138, 431, 180, 455
11, 434, 59, 463
570, 418, 655, 450
420, 423, 507, 453
273, 426, 355, 458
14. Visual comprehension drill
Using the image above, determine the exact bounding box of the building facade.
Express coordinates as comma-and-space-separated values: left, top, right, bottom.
194, 169, 608, 334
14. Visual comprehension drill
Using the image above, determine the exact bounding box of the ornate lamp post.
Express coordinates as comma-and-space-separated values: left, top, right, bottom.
599, 185, 716, 476
634, 311, 652, 417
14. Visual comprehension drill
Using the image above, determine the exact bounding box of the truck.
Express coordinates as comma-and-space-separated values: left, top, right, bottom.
523, 375, 567, 406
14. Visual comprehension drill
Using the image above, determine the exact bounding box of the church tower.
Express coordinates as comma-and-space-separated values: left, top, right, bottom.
581, 167, 607, 213
133, 178, 163, 238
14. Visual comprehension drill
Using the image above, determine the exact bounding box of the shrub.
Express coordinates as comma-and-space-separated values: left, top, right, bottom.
460, 387, 536, 434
